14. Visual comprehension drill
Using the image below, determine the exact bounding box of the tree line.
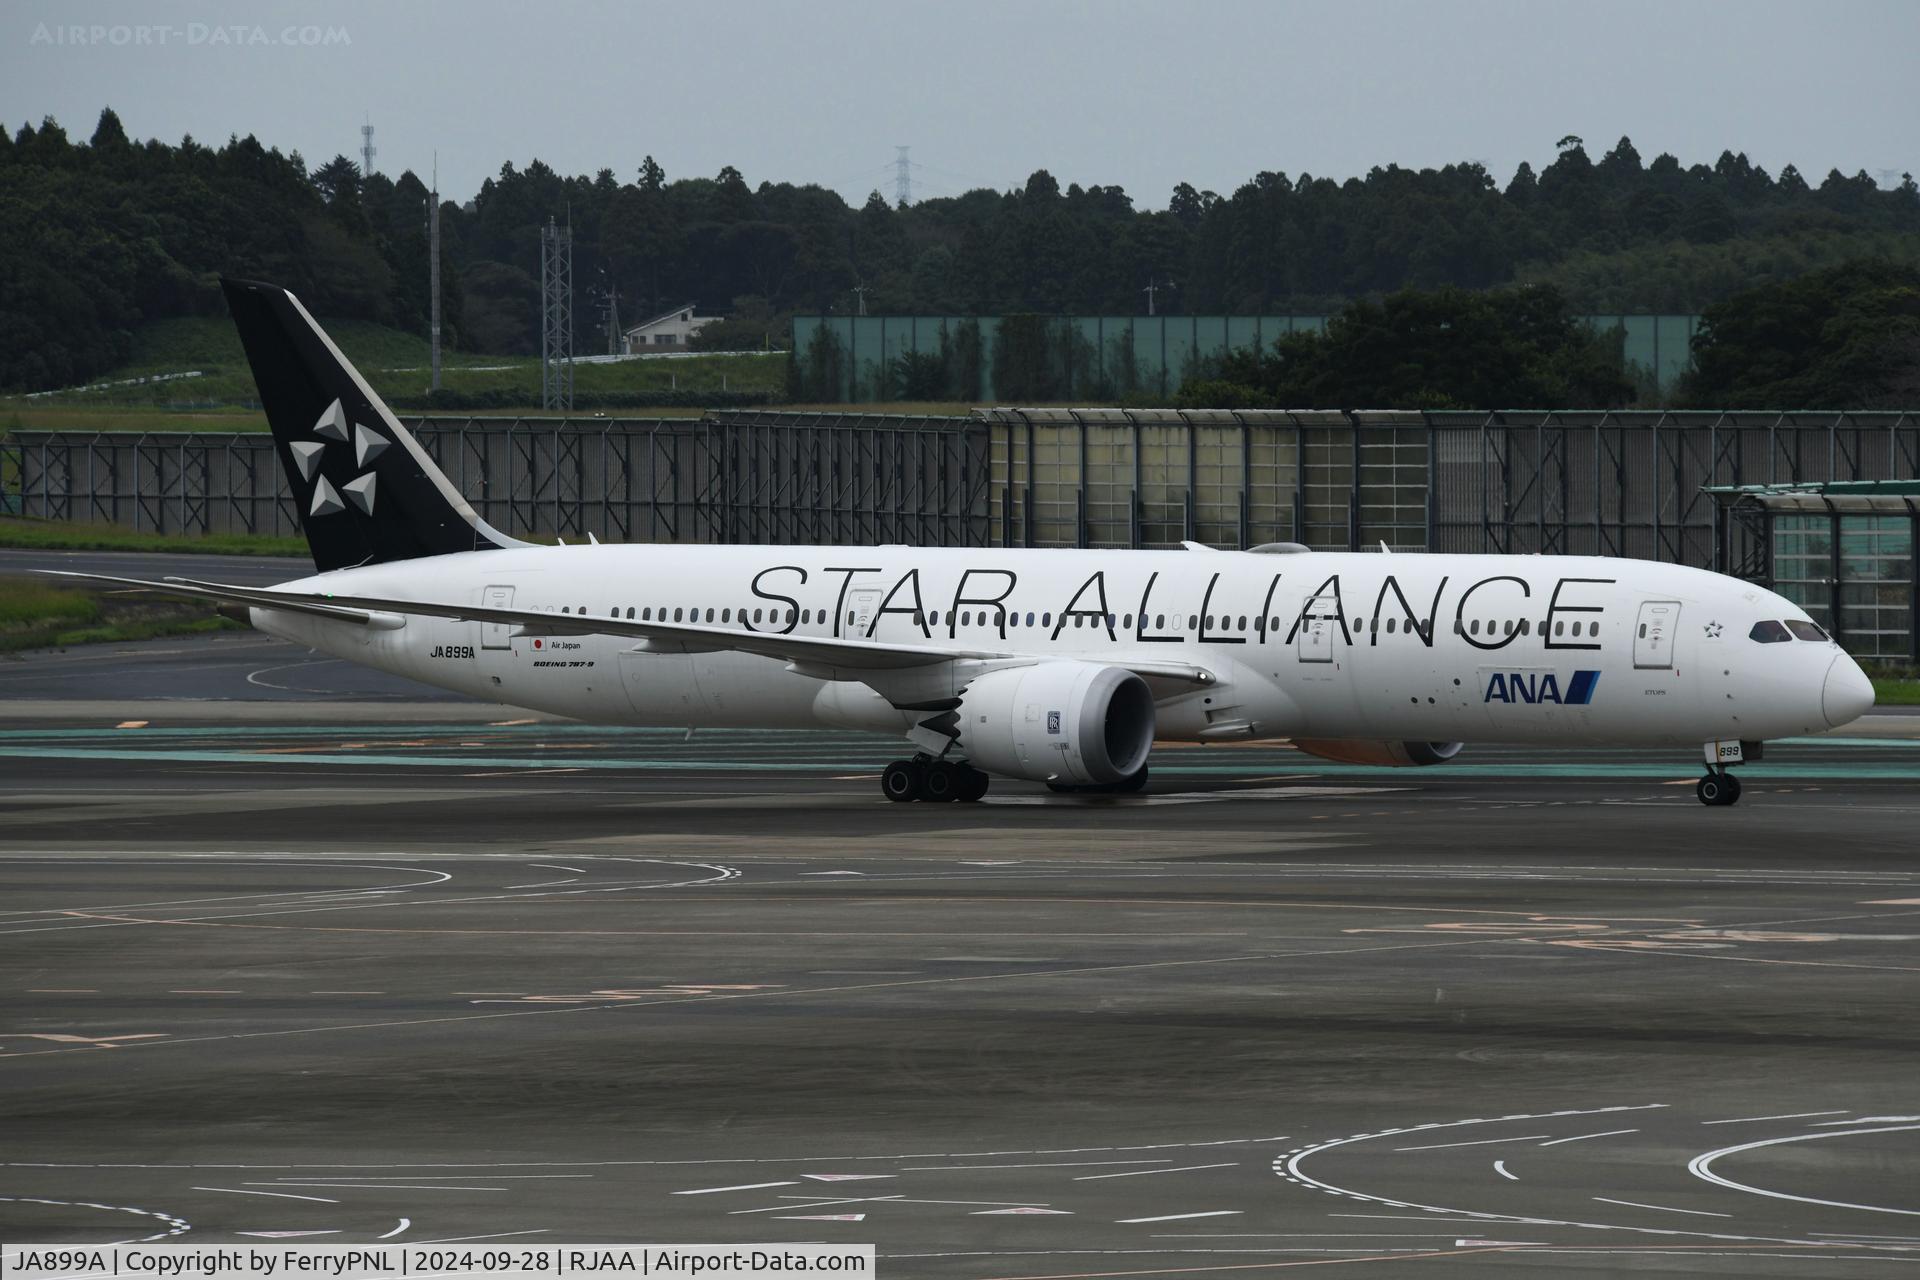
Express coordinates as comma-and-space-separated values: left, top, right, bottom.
1, 108, 1916, 397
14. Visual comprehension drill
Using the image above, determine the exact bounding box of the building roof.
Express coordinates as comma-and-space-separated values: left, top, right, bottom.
624, 303, 708, 336
1701, 480, 1920, 514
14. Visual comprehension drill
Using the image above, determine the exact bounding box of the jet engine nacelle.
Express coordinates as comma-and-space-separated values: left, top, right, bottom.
958, 661, 1156, 785
1290, 738, 1465, 767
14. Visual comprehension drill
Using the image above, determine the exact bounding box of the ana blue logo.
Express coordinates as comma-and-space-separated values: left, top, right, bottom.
1485, 670, 1600, 705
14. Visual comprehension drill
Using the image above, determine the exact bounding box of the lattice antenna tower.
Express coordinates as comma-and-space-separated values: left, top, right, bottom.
895, 146, 911, 206
359, 119, 376, 177
540, 215, 574, 411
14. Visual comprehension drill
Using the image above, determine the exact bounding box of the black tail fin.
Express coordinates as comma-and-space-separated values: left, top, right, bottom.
222, 277, 522, 572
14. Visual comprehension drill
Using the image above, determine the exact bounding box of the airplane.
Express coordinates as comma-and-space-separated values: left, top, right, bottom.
46, 279, 1876, 807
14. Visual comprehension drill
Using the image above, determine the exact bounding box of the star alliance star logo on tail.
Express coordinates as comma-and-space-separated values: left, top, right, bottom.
292, 398, 386, 519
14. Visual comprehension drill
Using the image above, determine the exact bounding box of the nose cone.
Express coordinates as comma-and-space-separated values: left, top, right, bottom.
1822, 654, 1875, 727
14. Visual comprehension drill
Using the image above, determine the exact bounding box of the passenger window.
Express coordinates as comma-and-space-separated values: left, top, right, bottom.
1589, 622, 1600, 637
1638, 623, 1646, 638
1786, 620, 1830, 642
1453, 619, 1463, 634
1469, 619, 1481, 635
1026, 612, 1036, 626
1749, 619, 1792, 643
625, 607, 634, 619
1042, 613, 1051, 627
1554, 620, 1564, 635
1270, 616, 1280, 632
1238, 615, 1248, 630
1157, 614, 1166, 629
673, 608, 683, 622
1386, 618, 1397, 634
642, 607, 652, 620
722, 609, 731, 623
1007, 612, 1018, 628
1188, 615, 1198, 629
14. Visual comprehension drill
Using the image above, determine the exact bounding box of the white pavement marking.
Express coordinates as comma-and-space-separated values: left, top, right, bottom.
1539, 1129, 1638, 1146
1593, 1197, 1732, 1218
905, 1160, 1172, 1171
1818, 1115, 1920, 1125
190, 1187, 339, 1203
801, 1174, 895, 1182
673, 1181, 798, 1195
1118, 1211, 1244, 1224
1493, 1161, 1517, 1181
378, 1220, 410, 1239
1688, 1123, 1920, 1217
1700, 1110, 1850, 1125
1074, 1163, 1240, 1181
415, 1231, 550, 1244
1393, 1134, 1550, 1152
268, 1183, 506, 1192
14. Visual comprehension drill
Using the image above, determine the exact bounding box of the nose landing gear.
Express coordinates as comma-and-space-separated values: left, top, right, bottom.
1697, 739, 1747, 806
1697, 771, 1742, 807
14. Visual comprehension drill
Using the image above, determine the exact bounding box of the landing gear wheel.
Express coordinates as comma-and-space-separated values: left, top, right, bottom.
957, 767, 990, 802
1696, 772, 1741, 807
881, 759, 925, 803
922, 760, 964, 803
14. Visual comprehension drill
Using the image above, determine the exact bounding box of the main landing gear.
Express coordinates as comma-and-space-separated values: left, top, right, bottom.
881, 755, 990, 803
1697, 771, 1742, 807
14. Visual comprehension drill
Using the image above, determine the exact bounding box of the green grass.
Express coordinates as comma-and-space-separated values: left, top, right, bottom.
0, 517, 309, 557
0, 572, 245, 652
0, 578, 101, 629
1871, 678, 1920, 706
1, 313, 788, 421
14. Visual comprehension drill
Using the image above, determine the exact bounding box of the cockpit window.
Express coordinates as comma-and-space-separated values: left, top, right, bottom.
1749, 620, 1792, 644
1785, 620, 1831, 642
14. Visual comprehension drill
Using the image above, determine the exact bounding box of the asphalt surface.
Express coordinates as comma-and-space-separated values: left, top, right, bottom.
2, 550, 1918, 1276
4, 719, 1920, 1276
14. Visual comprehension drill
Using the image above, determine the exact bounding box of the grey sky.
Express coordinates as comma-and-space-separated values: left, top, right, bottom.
6, 0, 1916, 209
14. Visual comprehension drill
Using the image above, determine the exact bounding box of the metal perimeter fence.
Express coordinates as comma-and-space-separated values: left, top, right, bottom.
4, 409, 1916, 572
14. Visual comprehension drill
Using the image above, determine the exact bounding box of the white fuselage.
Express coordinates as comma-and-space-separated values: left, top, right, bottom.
254, 544, 1865, 748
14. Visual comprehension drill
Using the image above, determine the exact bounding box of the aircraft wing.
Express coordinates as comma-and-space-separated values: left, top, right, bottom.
40, 571, 1217, 685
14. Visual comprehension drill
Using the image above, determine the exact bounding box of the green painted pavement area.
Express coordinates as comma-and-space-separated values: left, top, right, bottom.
2, 723, 1918, 779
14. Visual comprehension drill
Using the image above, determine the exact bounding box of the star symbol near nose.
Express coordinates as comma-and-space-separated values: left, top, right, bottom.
1704, 621, 1723, 638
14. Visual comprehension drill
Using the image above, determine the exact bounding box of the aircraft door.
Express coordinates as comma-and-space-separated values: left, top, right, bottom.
1296, 592, 1338, 664
846, 587, 882, 638
480, 585, 514, 650
1634, 600, 1680, 669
